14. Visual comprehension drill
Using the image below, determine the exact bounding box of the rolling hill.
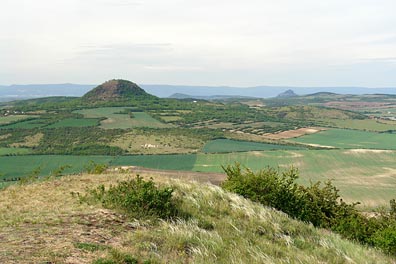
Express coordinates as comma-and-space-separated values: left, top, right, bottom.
0, 172, 393, 263
1, 83, 396, 101
82, 79, 157, 102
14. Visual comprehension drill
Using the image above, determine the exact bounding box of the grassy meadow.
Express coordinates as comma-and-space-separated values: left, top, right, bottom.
46, 118, 100, 128
0, 147, 31, 155
0, 155, 113, 181
1, 149, 395, 207
203, 139, 303, 153
112, 154, 197, 171
0, 119, 46, 129
110, 131, 205, 154
0, 115, 36, 125
291, 128, 396, 149
75, 107, 172, 129
193, 149, 396, 207
328, 118, 396, 131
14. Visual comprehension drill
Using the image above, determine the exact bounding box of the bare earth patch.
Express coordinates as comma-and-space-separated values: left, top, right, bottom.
262, 127, 325, 140
0, 175, 133, 263
304, 143, 336, 149
344, 149, 394, 154
0, 133, 11, 140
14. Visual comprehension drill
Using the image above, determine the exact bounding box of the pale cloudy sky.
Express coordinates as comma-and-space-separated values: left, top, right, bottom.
1, 0, 396, 87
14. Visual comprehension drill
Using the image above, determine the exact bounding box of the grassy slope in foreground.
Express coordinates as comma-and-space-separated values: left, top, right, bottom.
0, 173, 393, 263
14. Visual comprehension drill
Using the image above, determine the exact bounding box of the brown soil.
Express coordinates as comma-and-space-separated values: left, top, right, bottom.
262, 127, 325, 140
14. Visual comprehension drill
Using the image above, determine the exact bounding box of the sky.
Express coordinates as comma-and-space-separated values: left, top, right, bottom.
1, 0, 396, 87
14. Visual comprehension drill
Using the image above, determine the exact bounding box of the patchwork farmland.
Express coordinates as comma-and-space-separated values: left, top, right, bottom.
75, 107, 172, 129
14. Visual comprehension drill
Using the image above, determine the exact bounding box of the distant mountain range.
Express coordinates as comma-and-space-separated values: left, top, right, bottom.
168, 93, 256, 100
1, 83, 396, 102
276, 89, 298, 98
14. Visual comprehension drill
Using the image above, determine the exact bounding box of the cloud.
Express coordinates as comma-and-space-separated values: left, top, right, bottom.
1, 0, 396, 86
359, 57, 396, 63
98, 0, 142, 6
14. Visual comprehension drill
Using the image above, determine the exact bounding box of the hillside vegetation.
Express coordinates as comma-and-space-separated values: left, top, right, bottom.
0, 172, 394, 263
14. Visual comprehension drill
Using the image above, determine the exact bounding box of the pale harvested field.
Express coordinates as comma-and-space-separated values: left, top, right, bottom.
262, 127, 325, 140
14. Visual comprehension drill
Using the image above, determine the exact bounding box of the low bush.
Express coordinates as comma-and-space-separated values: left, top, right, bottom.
84, 160, 108, 174
221, 163, 357, 228
80, 175, 181, 220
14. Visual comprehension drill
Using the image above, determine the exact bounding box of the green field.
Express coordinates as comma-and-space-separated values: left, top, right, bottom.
0, 155, 113, 182
0, 147, 31, 156
0, 119, 46, 129
1, 149, 395, 207
0, 155, 196, 181
112, 154, 197, 171
46, 118, 100, 128
203, 139, 303, 153
75, 107, 172, 129
193, 149, 396, 207
291, 129, 396, 149
0, 115, 36, 125
326, 119, 396, 131
118, 148, 396, 208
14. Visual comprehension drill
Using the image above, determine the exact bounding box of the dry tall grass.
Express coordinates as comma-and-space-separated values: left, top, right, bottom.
0, 172, 394, 263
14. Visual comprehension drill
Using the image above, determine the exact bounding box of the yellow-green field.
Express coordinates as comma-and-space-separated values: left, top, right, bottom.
0, 115, 36, 125
325, 118, 396, 131
291, 128, 396, 149
2, 149, 395, 208
110, 131, 204, 154
0, 147, 31, 155
46, 118, 100, 128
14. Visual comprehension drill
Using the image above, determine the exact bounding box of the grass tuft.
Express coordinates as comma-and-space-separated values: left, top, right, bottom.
0, 172, 394, 263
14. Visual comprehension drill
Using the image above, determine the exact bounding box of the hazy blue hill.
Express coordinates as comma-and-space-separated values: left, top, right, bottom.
168, 93, 256, 100
0, 84, 95, 99
277, 89, 298, 98
1, 83, 396, 101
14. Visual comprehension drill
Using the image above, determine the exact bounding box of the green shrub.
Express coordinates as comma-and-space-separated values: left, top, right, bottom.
371, 227, 396, 255
84, 160, 108, 174
50, 164, 72, 177
221, 163, 356, 228
18, 166, 42, 185
221, 163, 396, 255
81, 175, 180, 220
